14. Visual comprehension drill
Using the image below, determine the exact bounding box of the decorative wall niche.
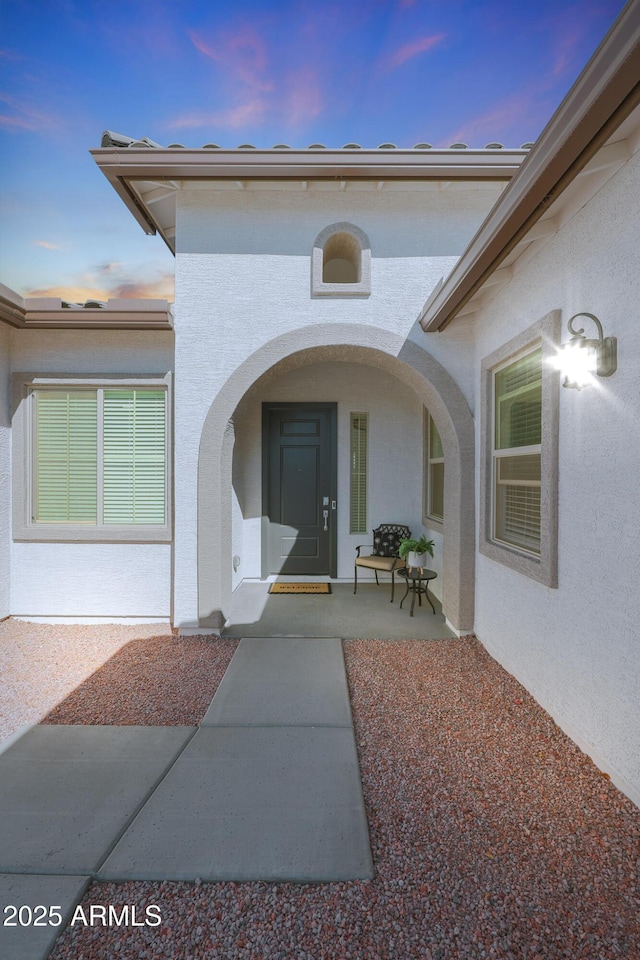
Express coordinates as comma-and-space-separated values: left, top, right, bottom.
311, 222, 372, 297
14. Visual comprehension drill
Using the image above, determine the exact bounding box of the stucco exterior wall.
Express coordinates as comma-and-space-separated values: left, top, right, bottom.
231, 360, 430, 590
174, 185, 497, 625
8, 329, 174, 620
0, 325, 10, 618
469, 147, 640, 803
10, 543, 171, 618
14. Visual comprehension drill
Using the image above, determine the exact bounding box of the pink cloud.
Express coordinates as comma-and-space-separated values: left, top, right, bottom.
170, 25, 277, 133
107, 278, 175, 300
0, 113, 35, 130
97, 261, 125, 274
33, 240, 60, 250
383, 33, 446, 71
169, 98, 266, 131
0, 93, 58, 133
26, 273, 175, 303
170, 20, 331, 136
549, 21, 588, 79
284, 68, 325, 128
188, 26, 273, 92
26, 259, 175, 304
441, 92, 542, 147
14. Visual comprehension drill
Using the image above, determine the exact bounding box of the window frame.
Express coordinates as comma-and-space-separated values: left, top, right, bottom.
479, 312, 560, 586
12, 373, 172, 543
422, 408, 444, 528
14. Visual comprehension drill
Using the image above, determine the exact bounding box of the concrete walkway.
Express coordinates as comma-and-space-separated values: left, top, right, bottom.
0, 638, 373, 959
100, 638, 373, 882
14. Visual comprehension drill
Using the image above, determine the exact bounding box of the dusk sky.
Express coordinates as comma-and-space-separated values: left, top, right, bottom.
0, 0, 627, 304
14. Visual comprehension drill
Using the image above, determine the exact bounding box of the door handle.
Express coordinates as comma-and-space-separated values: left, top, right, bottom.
323, 509, 329, 531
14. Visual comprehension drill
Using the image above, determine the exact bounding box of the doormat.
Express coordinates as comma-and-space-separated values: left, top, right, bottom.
269, 583, 332, 594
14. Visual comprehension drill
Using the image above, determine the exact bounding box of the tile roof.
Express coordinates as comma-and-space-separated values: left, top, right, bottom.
100, 130, 533, 152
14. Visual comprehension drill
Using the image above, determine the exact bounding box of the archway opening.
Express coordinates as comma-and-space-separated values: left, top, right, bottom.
197, 328, 475, 635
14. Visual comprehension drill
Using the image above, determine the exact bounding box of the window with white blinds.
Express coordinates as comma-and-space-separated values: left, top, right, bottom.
35, 391, 98, 523
350, 413, 368, 534
32, 387, 167, 527
492, 349, 542, 554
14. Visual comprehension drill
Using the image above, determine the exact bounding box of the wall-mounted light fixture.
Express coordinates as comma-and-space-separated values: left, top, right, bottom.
559, 313, 617, 389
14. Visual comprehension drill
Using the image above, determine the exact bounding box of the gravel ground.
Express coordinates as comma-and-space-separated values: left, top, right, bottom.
43, 632, 237, 726
0, 621, 181, 746
0, 620, 237, 741
2, 623, 638, 959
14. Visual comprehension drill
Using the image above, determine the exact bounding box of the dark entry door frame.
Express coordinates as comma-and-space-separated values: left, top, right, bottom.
261, 402, 337, 578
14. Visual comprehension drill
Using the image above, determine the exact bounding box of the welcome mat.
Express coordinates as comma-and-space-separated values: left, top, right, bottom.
269, 583, 332, 595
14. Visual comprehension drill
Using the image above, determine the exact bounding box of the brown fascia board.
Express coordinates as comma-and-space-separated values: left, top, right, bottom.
20, 309, 173, 330
0, 286, 173, 330
420, 0, 640, 332
90, 147, 528, 183
90, 147, 528, 245
0, 284, 26, 327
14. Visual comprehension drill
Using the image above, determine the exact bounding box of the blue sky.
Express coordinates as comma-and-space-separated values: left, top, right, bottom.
0, 0, 627, 303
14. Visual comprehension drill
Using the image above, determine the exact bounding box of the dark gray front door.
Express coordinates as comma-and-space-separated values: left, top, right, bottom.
262, 404, 337, 576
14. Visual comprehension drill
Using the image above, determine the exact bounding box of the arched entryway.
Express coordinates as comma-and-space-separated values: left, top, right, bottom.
198, 324, 475, 633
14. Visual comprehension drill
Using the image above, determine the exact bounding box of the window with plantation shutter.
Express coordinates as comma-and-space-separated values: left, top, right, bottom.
27, 383, 169, 539
35, 391, 98, 523
103, 390, 166, 524
492, 348, 542, 554
350, 413, 367, 534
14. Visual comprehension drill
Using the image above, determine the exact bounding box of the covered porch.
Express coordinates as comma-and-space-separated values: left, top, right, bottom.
196, 328, 476, 636
221, 578, 456, 639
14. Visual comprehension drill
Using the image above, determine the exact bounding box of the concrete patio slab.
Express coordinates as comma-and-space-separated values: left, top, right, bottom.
201, 637, 352, 727
222, 581, 455, 639
0, 726, 195, 875
0, 873, 89, 960
98, 725, 374, 882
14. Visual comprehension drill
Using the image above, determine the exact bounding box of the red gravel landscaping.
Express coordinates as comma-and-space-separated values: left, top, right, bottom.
43, 635, 639, 960
43, 633, 238, 726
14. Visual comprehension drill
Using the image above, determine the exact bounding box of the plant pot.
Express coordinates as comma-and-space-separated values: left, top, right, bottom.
408, 551, 428, 568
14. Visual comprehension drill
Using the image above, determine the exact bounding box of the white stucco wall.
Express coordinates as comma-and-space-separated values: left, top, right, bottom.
10, 543, 171, 618
231, 360, 432, 590
173, 184, 498, 624
0, 325, 10, 618
468, 147, 640, 803
9, 329, 174, 619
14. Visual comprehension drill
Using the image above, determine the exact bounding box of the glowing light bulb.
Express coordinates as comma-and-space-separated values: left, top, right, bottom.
555, 338, 598, 389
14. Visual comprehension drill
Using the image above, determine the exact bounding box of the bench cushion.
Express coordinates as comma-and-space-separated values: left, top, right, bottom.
355, 555, 405, 572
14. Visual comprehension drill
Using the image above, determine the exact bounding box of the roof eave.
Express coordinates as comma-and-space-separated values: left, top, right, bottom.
16, 309, 173, 330
0, 285, 26, 327
419, 0, 640, 332
90, 148, 528, 254
90, 147, 528, 182
0, 285, 173, 330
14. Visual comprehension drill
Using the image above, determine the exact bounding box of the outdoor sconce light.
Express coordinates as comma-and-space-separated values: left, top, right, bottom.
559, 313, 617, 389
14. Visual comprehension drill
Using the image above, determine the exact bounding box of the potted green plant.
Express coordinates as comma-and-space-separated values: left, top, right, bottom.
398, 535, 435, 569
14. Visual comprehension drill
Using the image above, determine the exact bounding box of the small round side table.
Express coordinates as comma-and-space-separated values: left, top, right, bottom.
398, 567, 437, 617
